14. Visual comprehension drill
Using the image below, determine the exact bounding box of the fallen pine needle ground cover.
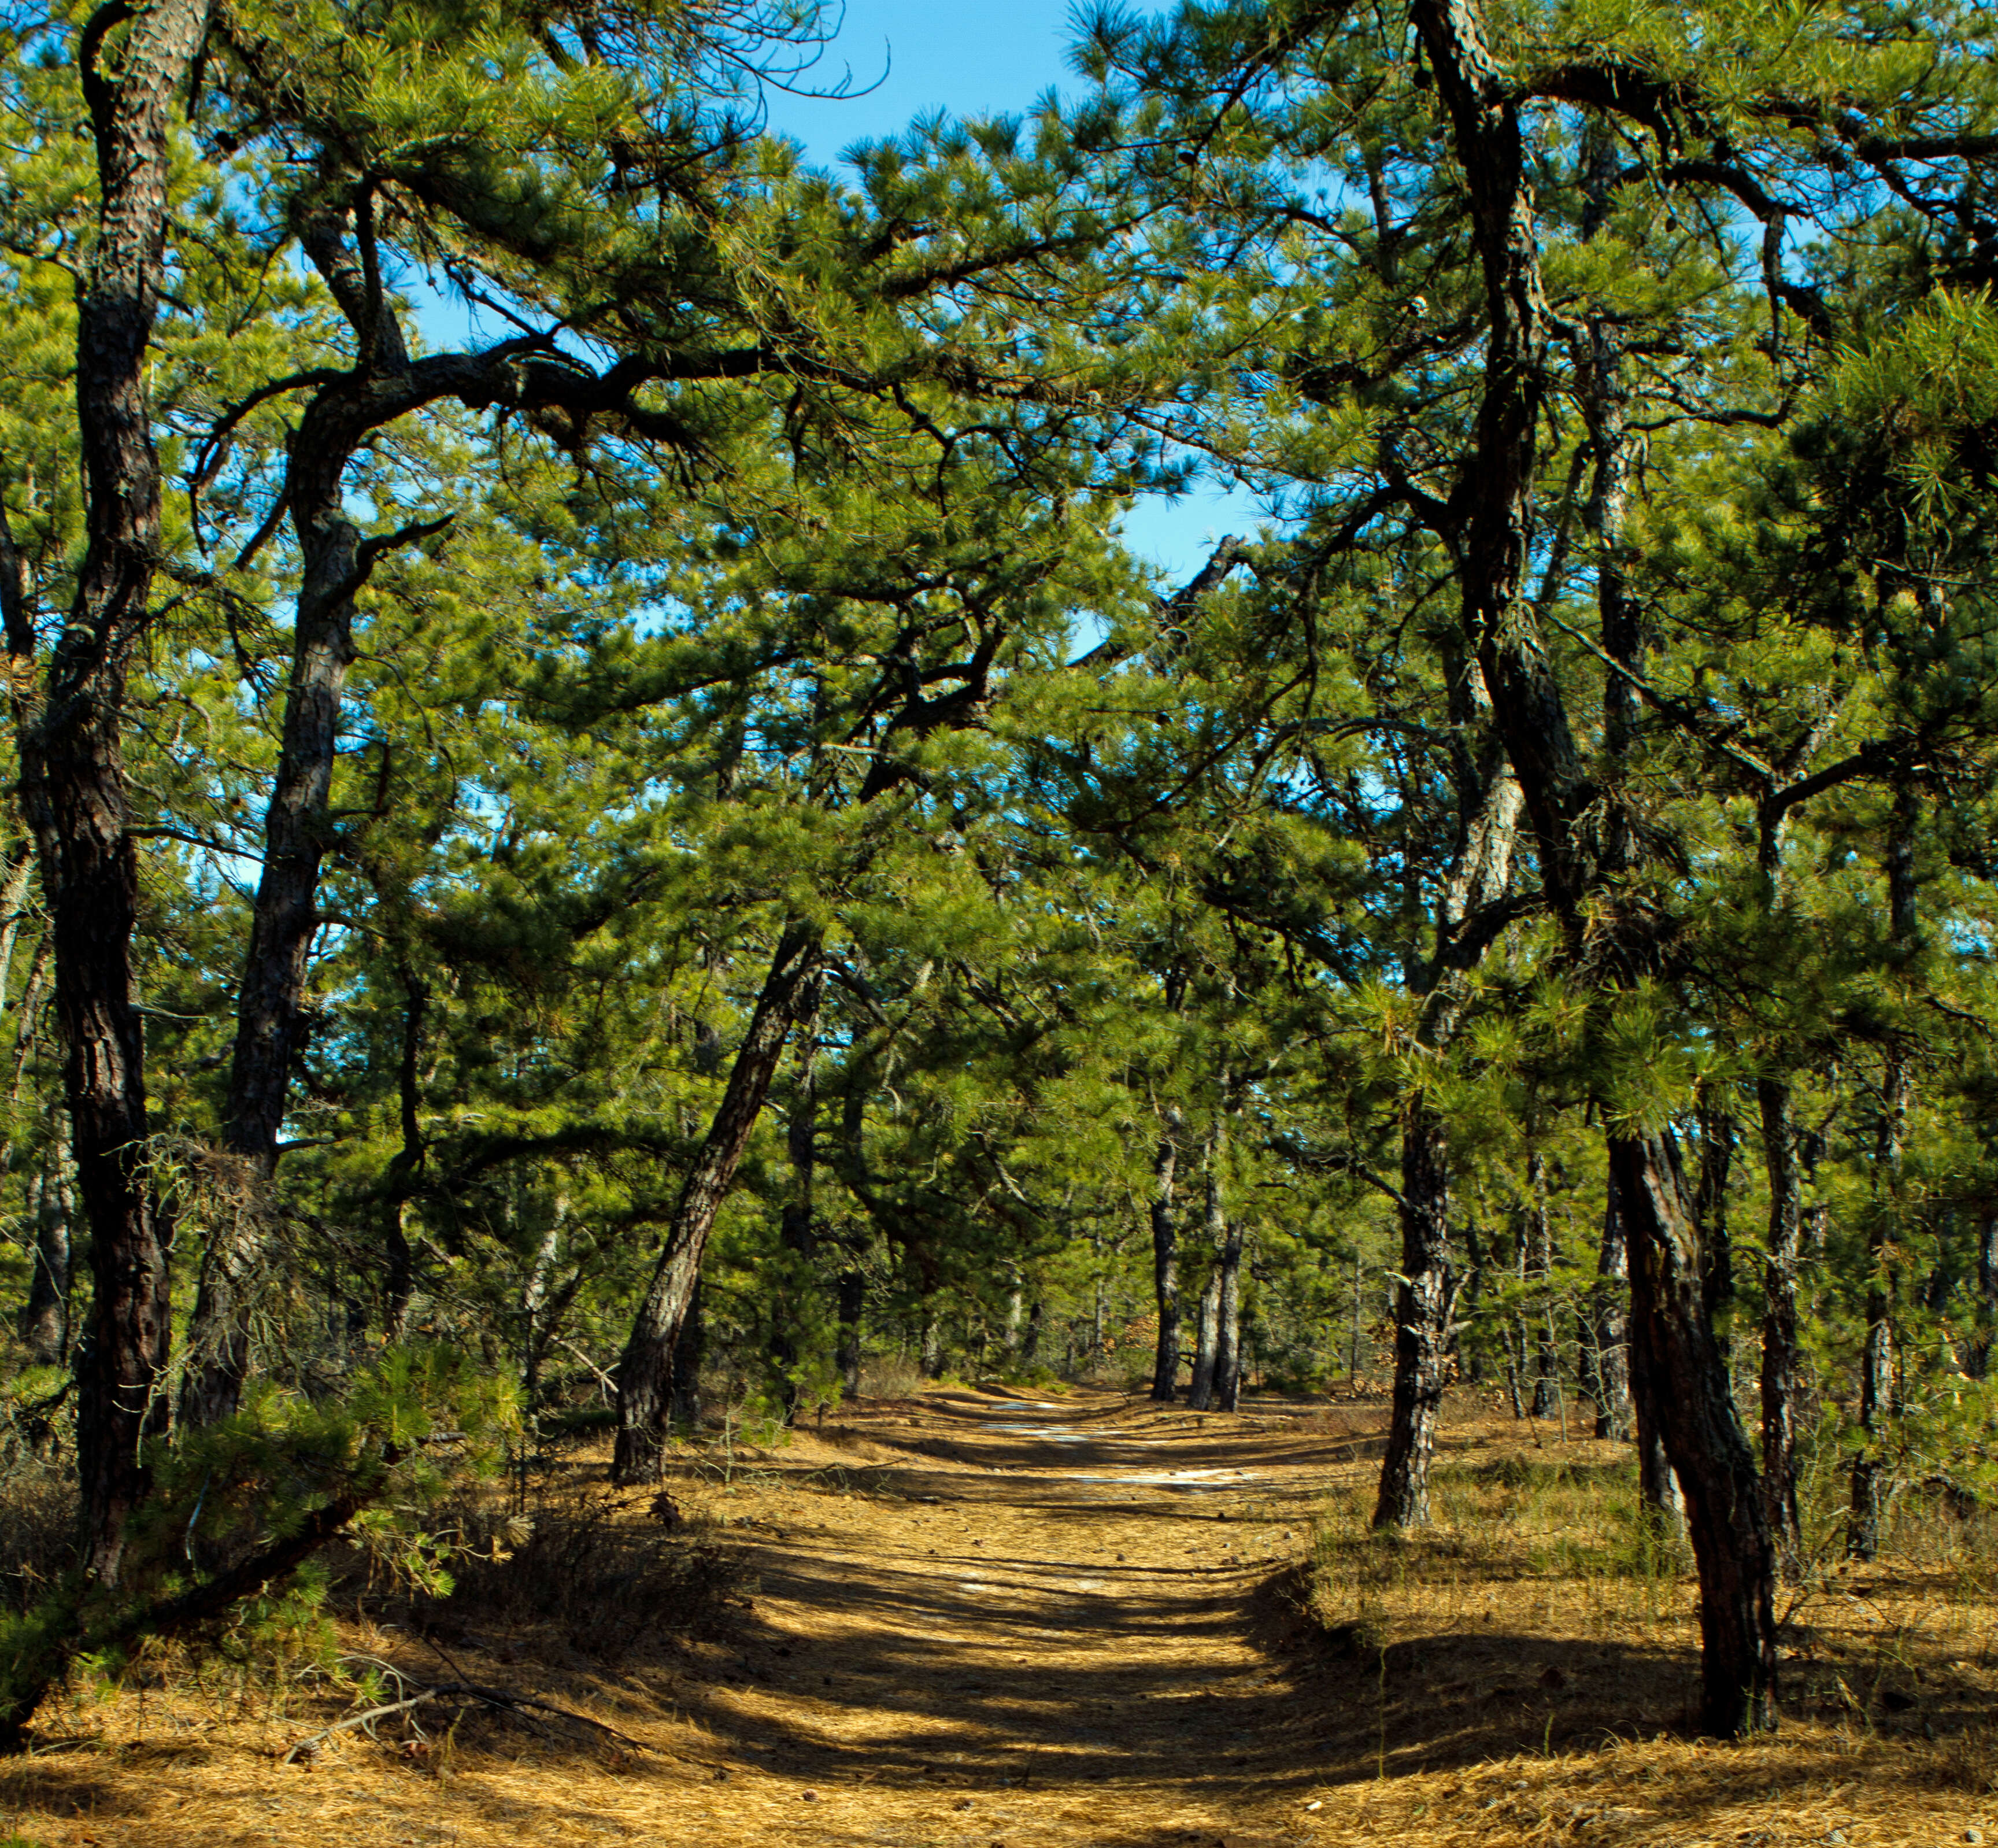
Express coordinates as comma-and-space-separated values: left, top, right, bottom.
0, 1387, 1990, 1847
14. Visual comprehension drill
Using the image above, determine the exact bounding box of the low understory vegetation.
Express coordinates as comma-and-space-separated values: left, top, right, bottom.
1302, 1412, 1998, 1810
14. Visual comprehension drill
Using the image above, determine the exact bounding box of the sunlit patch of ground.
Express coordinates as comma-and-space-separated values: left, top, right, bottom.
0, 1389, 1990, 1847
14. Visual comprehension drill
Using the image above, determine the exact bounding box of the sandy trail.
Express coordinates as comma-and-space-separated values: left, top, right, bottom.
660, 1387, 1371, 1846
0, 1388, 1383, 1848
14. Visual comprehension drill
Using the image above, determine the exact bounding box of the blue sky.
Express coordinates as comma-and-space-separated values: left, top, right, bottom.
760, 0, 1264, 584
760, 0, 1089, 165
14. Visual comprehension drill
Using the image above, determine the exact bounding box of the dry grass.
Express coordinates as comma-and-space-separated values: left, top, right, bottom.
0, 1391, 1990, 1847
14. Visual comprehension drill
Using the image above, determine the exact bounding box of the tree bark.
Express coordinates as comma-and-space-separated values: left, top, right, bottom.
613, 919, 820, 1482
17, 0, 217, 1585
1407, 0, 1778, 1731
769, 980, 822, 1417
1592, 1170, 1632, 1440
1758, 1077, 1805, 1580
21, 1145, 69, 1369
1523, 1150, 1559, 1418
180, 192, 442, 1424
1614, 1132, 1777, 1736
1149, 1107, 1183, 1400
1971, 1215, 1997, 1382
1213, 1219, 1244, 1411
1375, 1105, 1457, 1527
1851, 785, 1915, 1559
669, 1279, 705, 1431
1186, 1265, 1222, 1410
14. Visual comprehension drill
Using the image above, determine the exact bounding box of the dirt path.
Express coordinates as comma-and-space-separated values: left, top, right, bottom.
0, 1388, 1384, 1847
664, 1386, 1368, 1846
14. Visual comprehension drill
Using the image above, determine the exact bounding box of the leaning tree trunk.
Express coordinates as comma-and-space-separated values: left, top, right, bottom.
13, 0, 217, 1586
1614, 1132, 1777, 1736
181, 199, 442, 1426
1149, 1107, 1183, 1400
669, 1280, 705, 1432
613, 920, 820, 1482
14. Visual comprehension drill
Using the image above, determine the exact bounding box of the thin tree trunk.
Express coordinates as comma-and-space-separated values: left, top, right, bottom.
1758, 1077, 1805, 1580
1971, 1214, 1998, 1383
182, 195, 435, 1425
1186, 1266, 1222, 1410
920, 1309, 944, 1380
14, 0, 216, 1585
1375, 1105, 1456, 1528
613, 920, 820, 1482
1851, 786, 1915, 1560
835, 1256, 864, 1399
1149, 1108, 1183, 1400
1592, 1171, 1632, 1440
1524, 1150, 1558, 1418
1214, 1221, 1244, 1411
669, 1280, 704, 1431
1614, 1132, 1777, 1735
769, 981, 822, 1418
21, 1144, 68, 1369
1409, 0, 1777, 1731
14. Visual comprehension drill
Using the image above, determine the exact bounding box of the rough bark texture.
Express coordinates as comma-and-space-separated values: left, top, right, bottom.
669, 1280, 705, 1431
1149, 1109, 1183, 1401
613, 921, 820, 1481
1375, 1105, 1456, 1528
19, 0, 216, 1585
1407, 0, 1779, 1733
1758, 1077, 1805, 1579
1614, 1132, 1777, 1736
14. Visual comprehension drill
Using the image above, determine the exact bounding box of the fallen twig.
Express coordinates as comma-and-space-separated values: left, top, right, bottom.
283, 1678, 654, 1764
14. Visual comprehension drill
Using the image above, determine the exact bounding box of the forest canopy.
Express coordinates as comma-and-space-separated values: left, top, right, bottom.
0, 0, 1993, 1747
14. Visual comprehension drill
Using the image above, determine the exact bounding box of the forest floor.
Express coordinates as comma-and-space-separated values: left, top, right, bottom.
0, 1385, 1994, 1846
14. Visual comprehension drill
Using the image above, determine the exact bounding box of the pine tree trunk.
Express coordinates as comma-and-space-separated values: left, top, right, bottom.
614, 921, 820, 1482
1592, 1172, 1632, 1441
669, 1280, 704, 1431
835, 1251, 864, 1399
1149, 1108, 1183, 1401
769, 986, 822, 1418
1524, 1150, 1558, 1418
1758, 1077, 1805, 1580
920, 1310, 944, 1380
1851, 786, 1915, 1560
1613, 1132, 1777, 1735
1186, 1266, 1222, 1410
183, 198, 435, 1425
1971, 1215, 1997, 1382
21, 1148, 69, 1369
1375, 1104, 1455, 1528
19, 0, 217, 1585
1214, 1222, 1244, 1411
